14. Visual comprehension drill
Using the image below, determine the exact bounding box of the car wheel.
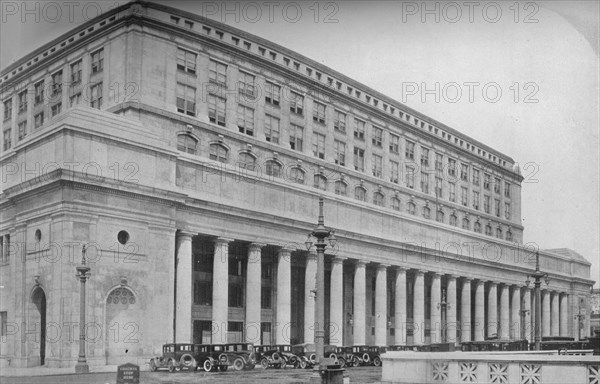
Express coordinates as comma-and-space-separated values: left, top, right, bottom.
373, 356, 382, 367
233, 357, 245, 371
167, 359, 175, 373
299, 359, 308, 369
337, 357, 346, 368
203, 359, 212, 372
261, 358, 269, 369
149, 360, 157, 372
309, 353, 317, 365
362, 353, 370, 364
329, 353, 337, 360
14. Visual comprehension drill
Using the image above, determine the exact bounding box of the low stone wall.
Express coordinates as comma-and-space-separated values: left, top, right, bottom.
381, 351, 599, 384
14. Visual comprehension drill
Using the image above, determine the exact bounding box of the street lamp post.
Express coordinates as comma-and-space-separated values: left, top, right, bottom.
519, 308, 530, 340
75, 245, 91, 373
574, 299, 586, 341
305, 197, 337, 384
525, 251, 549, 351
437, 289, 450, 343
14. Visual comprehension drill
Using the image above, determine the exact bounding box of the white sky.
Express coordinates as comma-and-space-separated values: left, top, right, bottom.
1, 1, 598, 286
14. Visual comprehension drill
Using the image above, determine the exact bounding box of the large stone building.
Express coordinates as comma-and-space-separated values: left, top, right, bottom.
0, 1, 594, 368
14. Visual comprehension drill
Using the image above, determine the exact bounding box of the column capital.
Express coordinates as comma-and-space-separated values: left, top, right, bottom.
331, 256, 347, 264
511, 284, 521, 289
476, 280, 485, 287
446, 274, 459, 280
430, 271, 442, 278
396, 266, 408, 275
414, 269, 427, 276
377, 263, 391, 271
462, 277, 472, 283
176, 230, 195, 239
306, 251, 317, 261
278, 246, 295, 255
215, 237, 234, 246
488, 280, 499, 286
248, 242, 266, 251
355, 259, 367, 267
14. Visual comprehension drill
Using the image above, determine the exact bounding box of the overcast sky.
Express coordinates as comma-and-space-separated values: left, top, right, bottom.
1, 1, 598, 287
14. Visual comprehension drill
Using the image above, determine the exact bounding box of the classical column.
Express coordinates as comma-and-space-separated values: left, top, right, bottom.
213, 237, 232, 343
304, 251, 317, 343
245, 243, 264, 343
175, 232, 194, 342
511, 285, 521, 340
413, 270, 425, 345
395, 268, 407, 345
499, 284, 510, 339
276, 247, 292, 345
373, 264, 389, 346
353, 260, 367, 345
429, 273, 441, 344
329, 256, 346, 346
461, 278, 472, 343
560, 293, 569, 337
551, 291, 560, 336
474, 280, 485, 341
523, 287, 532, 342
487, 282, 498, 338
542, 290, 551, 337
446, 275, 458, 345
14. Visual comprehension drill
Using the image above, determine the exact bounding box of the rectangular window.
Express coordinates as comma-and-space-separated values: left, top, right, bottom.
3, 99, 12, 121
228, 284, 244, 308
0, 312, 6, 338
449, 182, 456, 202
494, 199, 500, 217
70, 60, 82, 84
91, 48, 104, 73
372, 126, 383, 147
238, 71, 255, 99
390, 161, 399, 184
389, 134, 399, 154
354, 118, 365, 140
334, 140, 345, 166
34, 112, 44, 129
34, 81, 45, 104
177, 48, 197, 74
193, 281, 212, 305
334, 110, 346, 133
494, 177, 501, 194
209, 60, 227, 86
473, 191, 480, 210
289, 124, 303, 151
70, 92, 82, 107
3, 129, 11, 150
405, 140, 414, 160
473, 169, 480, 186
51, 70, 63, 95
261, 287, 272, 309
504, 182, 511, 198
90, 83, 103, 109
353, 147, 364, 172
265, 82, 280, 106
448, 158, 456, 177
461, 163, 469, 181
484, 195, 491, 213
435, 153, 443, 173
18, 91, 27, 113
405, 165, 415, 189
461, 187, 468, 206
264, 115, 279, 143
421, 147, 429, 167
505, 202, 511, 219
421, 172, 429, 193
313, 101, 326, 124
17, 121, 26, 141
289, 92, 304, 115
435, 177, 443, 197
51, 103, 62, 117
208, 94, 226, 126
312, 133, 325, 159
372, 154, 382, 178
484, 173, 491, 190
236, 105, 254, 136
176, 83, 195, 116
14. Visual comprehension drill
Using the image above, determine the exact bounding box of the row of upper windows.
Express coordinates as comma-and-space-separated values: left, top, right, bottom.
177, 133, 513, 224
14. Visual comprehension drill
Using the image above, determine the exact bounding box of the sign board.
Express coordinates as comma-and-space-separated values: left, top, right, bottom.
116, 363, 139, 384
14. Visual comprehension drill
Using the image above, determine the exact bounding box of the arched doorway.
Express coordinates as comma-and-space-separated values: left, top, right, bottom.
31, 287, 46, 365
105, 287, 138, 364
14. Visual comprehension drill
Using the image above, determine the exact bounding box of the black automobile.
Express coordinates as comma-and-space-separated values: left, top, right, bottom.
333, 346, 358, 368
193, 344, 228, 372
291, 343, 337, 369
273, 344, 301, 368
219, 343, 257, 371
348, 345, 384, 367
149, 344, 197, 372
253, 345, 284, 369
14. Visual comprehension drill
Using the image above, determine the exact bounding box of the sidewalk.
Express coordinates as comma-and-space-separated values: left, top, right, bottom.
1, 364, 150, 377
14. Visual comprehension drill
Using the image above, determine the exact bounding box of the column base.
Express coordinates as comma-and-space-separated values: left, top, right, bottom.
74, 361, 89, 373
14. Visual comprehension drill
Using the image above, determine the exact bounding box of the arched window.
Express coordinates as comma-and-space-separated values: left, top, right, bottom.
436, 210, 444, 223
290, 167, 305, 184
422, 205, 431, 219
496, 227, 502, 239
408, 202, 416, 215
107, 287, 136, 305
177, 134, 198, 154
373, 192, 384, 207
485, 224, 492, 236
449, 214, 457, 226
314, 174, 327, 190
238, 152, 256, 171
266, 160, 282, 178
335, 180, 347, 196
391, 197, 401, 211
209, 143, 228, 163
462, 217, 470, 230
354, 186, 366, 202
474, 221, 482, 233
506, 230, 513, 241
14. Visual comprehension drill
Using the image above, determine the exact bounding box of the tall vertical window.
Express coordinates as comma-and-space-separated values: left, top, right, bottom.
209, 143, 228, 163
177, 134, 198, 154
494, 177, 501, 194
494, 199, 500, 217
34, 81, 45, 104
177, 48, 197, 74
334, 140, 345, 166
462, 217, 470, 230
17, 91, 27, 113
238, 153, 256, 171
474, 221, 482, 233
264, 115, 279, 143
435, 153, 443, 173
314, 174, 327, 190
238, 71, 255, 99
209, 60, 227, 86
290, 167, 305, 183
334, 180, 347, 196
3, 99, 12, 121
354, 186, 366, 201
51, 103, 62, 117
70, 60, 82, 84
354, 118, 365, 140
449, 214, 457, 226
484, 173, 491, 190
389, 134, 399, 154
90, 83, 103, 109
372, 126, 383, 147
312, 133, 325, 159
461, 163, 469, 181
449, 182, 456, 202
91, 48, 104, 73
473, 169, 480, 186
290, 92, 304, 115
176, 83, 195, 116
392, 197, 401, 211
353, 147, 364, 172
436, 209, 444, 223
372, 154, 382, 178
236, 105, 254, 136
435, 177, 443, 197
373, 192, 384, 207
51, 70, 63, 96
405, 165, 415, 189
405, 141, 415, 160
70, 92, 82, 107
208, 94, 226, 126
504, 182, 511, 198
334, 110, 346, 133
422, 205, 431, 219
265, 82, 280, 106
408, 202, 416, 215
313, 101, 326, 124
289, 124, 303, 151
3, 129, 12, 150
34, 112, 44, 129
420, 172, 429, 193
484, 195, 491, 213
473, 191, 480, 210
461, 187, 468, 206
420, 147, 429, 167
485, 224, 492, 236
505, 202, 511, 219
390, 161, 399, 184
18, 121, 27, 141
447, 158, 456, 177
266, 160, 282, 177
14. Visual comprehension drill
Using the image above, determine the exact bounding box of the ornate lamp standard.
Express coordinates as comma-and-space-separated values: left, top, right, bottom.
574, 298, 586, 341
305, 197, 337, 383
75, 245, 91, 373
437, 289, 450, 343
525, 251, 549, 351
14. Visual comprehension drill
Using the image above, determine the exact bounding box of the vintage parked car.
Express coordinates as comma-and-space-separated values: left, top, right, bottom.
348, 345, 384, 367
273, 344, 301, 368
193, 344, 228, 372
149, 344, 197, 372
333, 346, 358, 368
291, 343, 337, 369
253, 345, 284, 369
218, 343, 257, 371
